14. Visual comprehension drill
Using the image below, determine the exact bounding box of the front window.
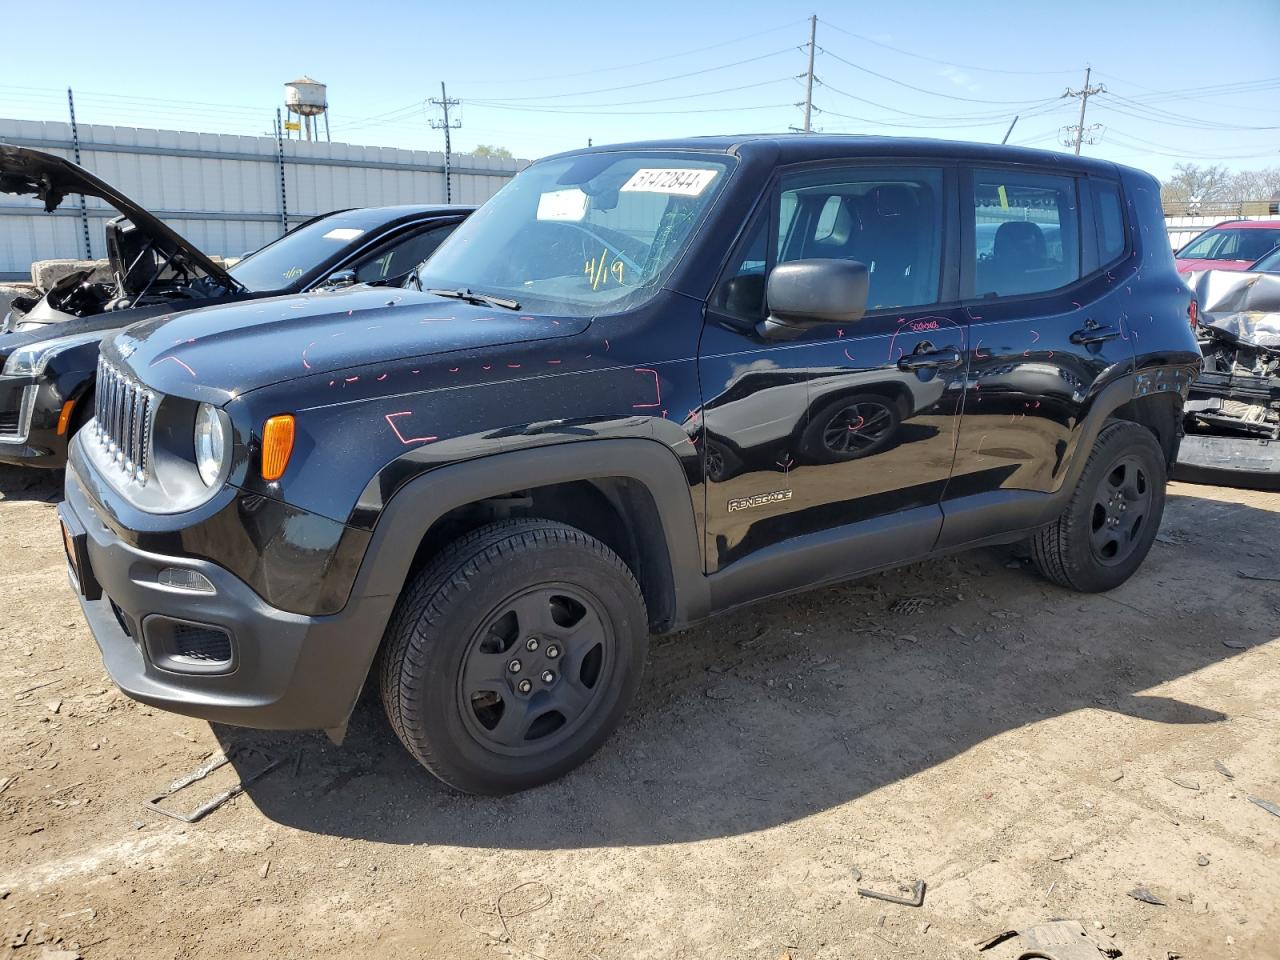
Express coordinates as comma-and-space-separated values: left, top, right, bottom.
416, 151, 733, 316
229, 215, 368, 291
1178, 227, 1280, 262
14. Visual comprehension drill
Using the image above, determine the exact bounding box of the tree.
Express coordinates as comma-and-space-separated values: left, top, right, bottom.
1227, 166, 1280, 200
471, 144, 513, 159
1161, 163, 1233, 204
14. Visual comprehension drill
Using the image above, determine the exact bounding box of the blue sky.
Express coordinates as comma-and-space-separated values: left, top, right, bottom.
3, 0, 1277, 181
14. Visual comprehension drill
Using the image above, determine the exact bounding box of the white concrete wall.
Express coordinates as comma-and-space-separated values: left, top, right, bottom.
0, 118, 526, 279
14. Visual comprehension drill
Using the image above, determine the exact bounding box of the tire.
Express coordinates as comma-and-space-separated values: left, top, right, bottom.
1031, 420, 1167, 592
378, 518, 648, 795
800, 393, 901, 463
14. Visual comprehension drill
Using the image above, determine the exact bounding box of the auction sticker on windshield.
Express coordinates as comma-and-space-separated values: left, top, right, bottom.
537, 188, 589, 221
322, 228, 365, 241
621, 168, 718, 196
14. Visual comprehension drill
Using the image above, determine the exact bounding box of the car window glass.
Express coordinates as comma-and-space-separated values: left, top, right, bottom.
353, 224, 455, 284
1095, 181, 1126, 265
228, 216, 368, 291
779, 167, 945, 311
972, 170, 1080, 297
716, 213, 772, 319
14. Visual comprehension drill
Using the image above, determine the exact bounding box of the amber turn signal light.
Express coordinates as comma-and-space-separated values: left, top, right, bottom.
261, 414, 295, 482
56, 400, 77, 436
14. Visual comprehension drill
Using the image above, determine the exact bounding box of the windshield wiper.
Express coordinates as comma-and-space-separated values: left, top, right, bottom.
427, 287, 521, 311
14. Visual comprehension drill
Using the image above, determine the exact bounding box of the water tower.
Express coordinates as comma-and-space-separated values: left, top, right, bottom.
284, 76, 329, 141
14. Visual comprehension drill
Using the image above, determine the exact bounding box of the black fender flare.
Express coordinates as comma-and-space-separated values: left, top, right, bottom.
350, 438, 711, 627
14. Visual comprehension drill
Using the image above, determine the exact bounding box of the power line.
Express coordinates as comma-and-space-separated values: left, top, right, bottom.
467, 46, 801, 103
470, 102, 798, 116
463, 18, 808, 85
471, 76, 797, 111
818, 18, 1078, 76
818, 47, 1055, 105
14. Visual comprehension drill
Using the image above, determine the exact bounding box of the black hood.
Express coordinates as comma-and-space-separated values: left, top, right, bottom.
0, 143, 240, 292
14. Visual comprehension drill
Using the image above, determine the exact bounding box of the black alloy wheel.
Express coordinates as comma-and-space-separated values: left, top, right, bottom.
458, 584, 613, 755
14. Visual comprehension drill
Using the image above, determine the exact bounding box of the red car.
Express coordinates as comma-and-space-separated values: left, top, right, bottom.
1174, 219, 1280, 274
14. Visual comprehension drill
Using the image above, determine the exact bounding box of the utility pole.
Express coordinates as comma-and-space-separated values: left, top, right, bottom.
429, 81, 462, 203
66, 87, 92, 259
802, 14, 817, 133
1061, 67, 1105, 155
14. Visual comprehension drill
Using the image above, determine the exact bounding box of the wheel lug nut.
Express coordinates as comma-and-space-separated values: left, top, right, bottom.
541, 670, 556, 684
525, 637, 539, 651
508, 659, 522, 673
517, 679, 532, 694
545, 644, 560, 659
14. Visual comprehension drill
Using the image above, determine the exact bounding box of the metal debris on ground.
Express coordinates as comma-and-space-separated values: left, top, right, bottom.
1237, 570, 1280, 582
1249, 795, 1280, 818
1128, 886, 1167, 906
1166, 776, 1200, 791
1214, 760, 1235, 779
856, 879, 925, 907
889, 596, 934, 615
143, 747, 281, 823
978, 920, 1121, 959
1222, 639, 1250, 649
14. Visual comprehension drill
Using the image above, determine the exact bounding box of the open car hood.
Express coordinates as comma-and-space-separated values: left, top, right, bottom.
0, 142, 240, 292
1187, 269, 1280, 350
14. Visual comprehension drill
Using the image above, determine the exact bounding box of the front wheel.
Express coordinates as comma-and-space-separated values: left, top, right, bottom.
378, 518, 648, 794
1030, 420, 1167, 592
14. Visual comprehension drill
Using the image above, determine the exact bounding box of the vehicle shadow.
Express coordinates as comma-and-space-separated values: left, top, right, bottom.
215, 487, 1276, 849
0, 464, 62, 503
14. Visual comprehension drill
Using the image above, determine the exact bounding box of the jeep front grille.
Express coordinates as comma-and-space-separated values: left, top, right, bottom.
94, 357, 156, 484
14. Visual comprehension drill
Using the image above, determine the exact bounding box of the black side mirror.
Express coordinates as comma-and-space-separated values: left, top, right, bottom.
758, 259, 869, 340
324, 268, 358, 289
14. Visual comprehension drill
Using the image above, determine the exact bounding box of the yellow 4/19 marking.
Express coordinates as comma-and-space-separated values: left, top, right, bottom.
584, 248, 625, 290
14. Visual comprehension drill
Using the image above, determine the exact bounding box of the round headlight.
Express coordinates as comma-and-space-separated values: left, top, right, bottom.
193, 403, 227, 487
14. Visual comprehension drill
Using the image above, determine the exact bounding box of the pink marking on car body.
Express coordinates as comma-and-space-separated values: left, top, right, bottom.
844, 347, 856, 363
376, 374, 388, 381
344, 376, 359, 383
150, 355, 196, 378
385, 411, 438, 445
632, 368, 662, 409
507, 363, 522, 369
546, 359, 562, 365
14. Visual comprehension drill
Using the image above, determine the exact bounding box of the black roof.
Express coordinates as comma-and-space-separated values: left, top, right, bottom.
307, 204, 476, 228
544, 134, 1128, 178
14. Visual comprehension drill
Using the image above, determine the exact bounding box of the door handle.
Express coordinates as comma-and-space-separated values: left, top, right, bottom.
897, 348, 962, 371
1070, 323, 1122, 345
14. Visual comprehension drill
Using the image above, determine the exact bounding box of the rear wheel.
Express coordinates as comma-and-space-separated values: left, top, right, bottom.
1031, 420, 1167, 592
378, 518, 647, 794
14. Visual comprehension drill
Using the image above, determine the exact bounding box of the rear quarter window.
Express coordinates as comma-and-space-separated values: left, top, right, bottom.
1094, 180, 1127, 266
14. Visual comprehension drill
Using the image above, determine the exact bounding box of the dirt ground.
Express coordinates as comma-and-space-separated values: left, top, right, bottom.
1, 464, 1277, 960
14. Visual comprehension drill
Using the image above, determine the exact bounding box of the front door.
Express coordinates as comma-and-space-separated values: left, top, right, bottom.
699, 162, 965, 585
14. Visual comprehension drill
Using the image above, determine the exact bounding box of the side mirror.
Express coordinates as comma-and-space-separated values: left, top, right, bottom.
758, 259, 869, 340
324, 268, 358, 289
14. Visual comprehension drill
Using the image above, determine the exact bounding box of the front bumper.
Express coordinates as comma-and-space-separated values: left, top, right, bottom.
60, 461, 397, 730
0, 373, 75, 468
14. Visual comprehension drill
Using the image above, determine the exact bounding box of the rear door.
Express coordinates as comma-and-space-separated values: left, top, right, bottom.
940, 165, 1136, 544
699, 161, 966, 575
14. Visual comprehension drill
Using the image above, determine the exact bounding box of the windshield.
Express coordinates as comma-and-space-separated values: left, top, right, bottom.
1178, 226, 1280, 262
1251, 245, 1280, 273
417, 151, 733, 316
229, 214, 367, 292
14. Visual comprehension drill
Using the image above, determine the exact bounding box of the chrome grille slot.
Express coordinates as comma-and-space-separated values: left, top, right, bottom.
94, 357, 156, 484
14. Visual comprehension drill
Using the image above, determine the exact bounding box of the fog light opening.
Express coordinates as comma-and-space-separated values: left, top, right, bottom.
156, 567, 216, 594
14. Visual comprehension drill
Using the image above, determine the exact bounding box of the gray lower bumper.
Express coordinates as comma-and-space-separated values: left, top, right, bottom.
1174, 434, 1280, 490
60, 463, 396, 730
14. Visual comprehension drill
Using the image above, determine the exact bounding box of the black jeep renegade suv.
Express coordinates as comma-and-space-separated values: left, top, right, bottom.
59, 136, 1201, 794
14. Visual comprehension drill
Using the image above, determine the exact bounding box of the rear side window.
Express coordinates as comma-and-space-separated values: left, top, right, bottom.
1094, 180, 1127, 265
972, 170, 1081, 297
